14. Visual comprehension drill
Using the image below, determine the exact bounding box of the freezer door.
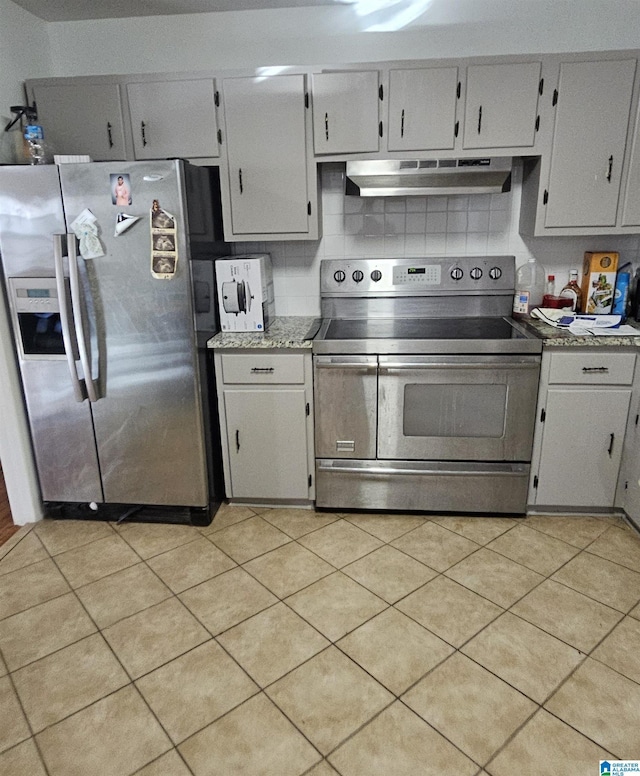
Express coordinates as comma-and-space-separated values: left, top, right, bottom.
0, 165, 103, 503
58, 161, 208, 506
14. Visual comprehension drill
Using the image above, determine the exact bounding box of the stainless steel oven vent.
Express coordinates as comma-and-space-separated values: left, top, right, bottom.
345, 158, 512, 197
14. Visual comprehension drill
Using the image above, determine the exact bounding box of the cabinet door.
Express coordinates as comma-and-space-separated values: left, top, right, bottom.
544, 59, 636, 228
224, 388, 310, 500
619, 395, 640, 521
32, 83, 126, 160
621, 98, 640, 227
462, 62, 541, 149
536, 387, 631, 507
312, 71, 380, 154
387, 68, 458, 152
127, 79, 219, 159
222, 74, 310, 235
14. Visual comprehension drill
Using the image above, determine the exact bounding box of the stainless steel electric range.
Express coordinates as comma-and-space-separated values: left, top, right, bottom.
312, 256, 542, 514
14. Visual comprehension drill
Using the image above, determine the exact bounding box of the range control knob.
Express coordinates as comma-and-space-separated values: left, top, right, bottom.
470, 267, 483, 280
489, 266, 503, 280
370, 269, 382, 282
450, 267, 464, 281
333, 270, 346, 283
352, 270, 364, 283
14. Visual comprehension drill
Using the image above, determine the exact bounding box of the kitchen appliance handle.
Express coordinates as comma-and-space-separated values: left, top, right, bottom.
53, 234, 86, 403
67, 235, 99, 402
379, 361, 539, 371
316, 463, 524, 477
315, 362, 378, 372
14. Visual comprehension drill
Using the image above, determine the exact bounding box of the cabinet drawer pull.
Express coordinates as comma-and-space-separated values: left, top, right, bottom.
582, 367, 609, 373
250, 367, 275, 373
608, 432, 615, 456
235, 429, 240, 452
325, 112, 329, 141
477, 105, 483, 134
238, 168, 243, 194
606, 154, 614, 182
107, 122, 113, 148
400, 109, 405, 138
141, 121, 147, 147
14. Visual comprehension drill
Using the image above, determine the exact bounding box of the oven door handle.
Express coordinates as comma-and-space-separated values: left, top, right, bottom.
379, 361, 539, 371
315, 356, 377, 371
316, 462, 525, 477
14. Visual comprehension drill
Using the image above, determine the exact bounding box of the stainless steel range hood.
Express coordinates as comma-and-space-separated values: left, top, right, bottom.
345, 158, 513, 197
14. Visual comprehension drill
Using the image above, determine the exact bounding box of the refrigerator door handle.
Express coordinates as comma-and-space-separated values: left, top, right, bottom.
53, 234, 86, 403
67, 235, 99, 402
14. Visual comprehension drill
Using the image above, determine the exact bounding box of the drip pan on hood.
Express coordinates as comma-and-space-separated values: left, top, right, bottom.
345, 158, 512, 197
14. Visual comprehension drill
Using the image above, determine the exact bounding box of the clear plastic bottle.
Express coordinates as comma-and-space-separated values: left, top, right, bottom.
23, 123, 50, 165
546, 274, 556, 296
559, 270, 583, 313
513, 258, 546, 317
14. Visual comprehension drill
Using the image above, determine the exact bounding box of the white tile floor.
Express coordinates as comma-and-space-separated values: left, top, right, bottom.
1, 505, 640, 775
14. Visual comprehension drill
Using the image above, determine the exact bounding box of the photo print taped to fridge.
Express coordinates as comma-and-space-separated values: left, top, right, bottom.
111, 174, 132, 206
150, 199, 178, 279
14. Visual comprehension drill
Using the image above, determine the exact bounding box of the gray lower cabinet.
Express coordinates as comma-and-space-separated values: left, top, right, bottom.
215, 351, 315, 502
529, 350, 635, 509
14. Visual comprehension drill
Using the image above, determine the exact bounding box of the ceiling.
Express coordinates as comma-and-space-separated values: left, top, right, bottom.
11, 0, 350, 22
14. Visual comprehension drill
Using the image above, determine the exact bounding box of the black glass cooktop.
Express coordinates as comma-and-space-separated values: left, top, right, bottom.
323, 317, 526, 340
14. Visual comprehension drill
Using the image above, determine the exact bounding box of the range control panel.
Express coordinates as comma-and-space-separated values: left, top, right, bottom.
320, 256, 515, 296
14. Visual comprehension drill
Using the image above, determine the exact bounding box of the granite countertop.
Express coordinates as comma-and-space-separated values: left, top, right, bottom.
520, 316, 640, 347
208, 316, 321, 350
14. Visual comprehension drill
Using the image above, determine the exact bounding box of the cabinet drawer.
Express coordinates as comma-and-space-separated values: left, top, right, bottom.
548, 352, 636, 385
220, 353, 305, 384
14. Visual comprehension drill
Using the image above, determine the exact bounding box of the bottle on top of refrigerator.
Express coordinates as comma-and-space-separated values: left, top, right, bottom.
513, 258, 546, 317
559, 270, 583, 312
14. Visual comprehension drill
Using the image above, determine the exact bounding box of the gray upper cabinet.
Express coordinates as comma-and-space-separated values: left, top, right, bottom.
621, 95, 640, 227
544, 59, 636, 228
387, 67, 459, 152
312, 71, 380, 155
462, 62, 542, 149
221, 73, 318, 239
126, 79, 219, 159
31, 83, 126, 161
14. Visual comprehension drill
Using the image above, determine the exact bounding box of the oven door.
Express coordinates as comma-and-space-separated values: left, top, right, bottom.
378, 354, 540, 461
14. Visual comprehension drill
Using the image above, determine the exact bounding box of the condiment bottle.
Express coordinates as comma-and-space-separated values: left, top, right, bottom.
559, 270, 583, 312
546, 275, 556, 295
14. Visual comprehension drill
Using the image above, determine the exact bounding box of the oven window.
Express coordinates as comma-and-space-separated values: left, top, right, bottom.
403, 384, 507, 438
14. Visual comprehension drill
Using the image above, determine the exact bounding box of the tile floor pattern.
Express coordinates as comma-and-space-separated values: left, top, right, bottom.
0, 507, 639, 775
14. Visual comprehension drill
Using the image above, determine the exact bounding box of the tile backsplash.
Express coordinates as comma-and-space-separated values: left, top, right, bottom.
234, 162, 640, 317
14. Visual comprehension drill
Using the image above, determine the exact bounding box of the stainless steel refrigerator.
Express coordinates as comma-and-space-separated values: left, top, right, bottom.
0, 160, 225, 522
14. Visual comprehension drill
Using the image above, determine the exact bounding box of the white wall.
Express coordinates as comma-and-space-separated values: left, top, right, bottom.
0, 0, 51, 151
46, 0, 640, 77
237, 163, 640, 316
